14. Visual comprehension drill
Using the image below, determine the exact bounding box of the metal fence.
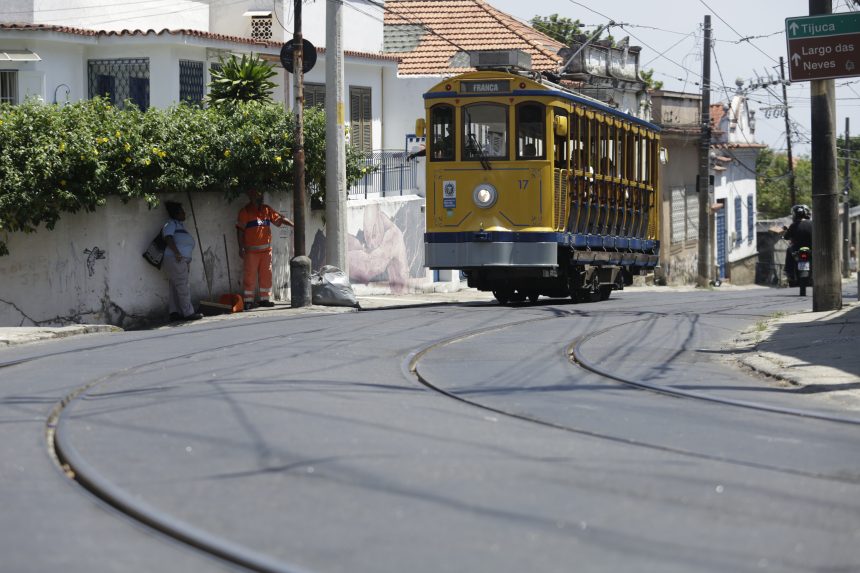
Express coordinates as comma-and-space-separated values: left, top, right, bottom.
348, 150, 419, 199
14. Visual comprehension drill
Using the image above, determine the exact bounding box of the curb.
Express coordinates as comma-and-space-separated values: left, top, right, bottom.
0, 324, 121, 347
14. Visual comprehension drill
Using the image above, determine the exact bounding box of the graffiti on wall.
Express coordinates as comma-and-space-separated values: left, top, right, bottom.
83, 246, 106, 277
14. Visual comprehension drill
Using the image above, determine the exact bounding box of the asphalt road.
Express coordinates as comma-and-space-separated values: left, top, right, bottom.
2, 287, 859, 573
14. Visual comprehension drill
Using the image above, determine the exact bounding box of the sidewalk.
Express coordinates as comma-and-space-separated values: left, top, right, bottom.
730, 299, 860, 411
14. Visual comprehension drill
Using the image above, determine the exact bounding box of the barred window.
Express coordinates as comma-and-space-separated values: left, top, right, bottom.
179, 60, 204, 104
671, 185, 698, 244
671, 187, 685, 244
251, 16, 273, 41
685, 186, 698, 241
747, 195, 754, 244
734, 195, 743, 245
0, 70, 17, 104
88, 58, 149, 110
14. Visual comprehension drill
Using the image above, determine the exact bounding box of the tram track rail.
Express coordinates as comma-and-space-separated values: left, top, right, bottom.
1, 289, 839, 571
405, 300, 860, 485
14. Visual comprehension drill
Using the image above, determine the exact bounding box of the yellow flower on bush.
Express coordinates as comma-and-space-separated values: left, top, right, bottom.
115, 131, 122, 138
92, 148, 99, 156
58, 142, 65, 152
274, 156, 282, 163
159, 151, 166, 158
125, 157, 131, 163
152, 147, 160, 155
224, 149, 231, 158
254, 137, 261, 145
124, 142, 131, 151
144, 158, 151, 166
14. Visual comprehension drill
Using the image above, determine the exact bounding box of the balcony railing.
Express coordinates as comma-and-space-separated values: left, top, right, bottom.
348, 150, 419, 199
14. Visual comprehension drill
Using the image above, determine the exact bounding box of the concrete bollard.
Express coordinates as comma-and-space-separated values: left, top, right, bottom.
290, 256, 312, 308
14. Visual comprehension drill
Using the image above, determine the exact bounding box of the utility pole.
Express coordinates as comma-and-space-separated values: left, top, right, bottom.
697, 15, 712, 288
809, 0, 842, 311
290, 0, 311, 307
779, 57, 798, 207
844, 118, 852, 278
325, 0, 347, 272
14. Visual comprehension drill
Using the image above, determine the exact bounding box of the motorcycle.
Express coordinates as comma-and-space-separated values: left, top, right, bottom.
795, 246, 812, 297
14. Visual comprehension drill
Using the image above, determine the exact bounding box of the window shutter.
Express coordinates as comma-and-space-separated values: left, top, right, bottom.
350, 89, 360, 149
361, 89, 372, 152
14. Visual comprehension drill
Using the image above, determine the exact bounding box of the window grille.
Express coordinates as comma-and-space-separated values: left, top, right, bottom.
670, 187, 685, 244
251, 16, 273, 41
685, 185, 698, 241
179, 60, 204, 104
747, 195, 754, 244
87, 58, 149, 110
0, 70, 17, 104
734, 195, 743, 245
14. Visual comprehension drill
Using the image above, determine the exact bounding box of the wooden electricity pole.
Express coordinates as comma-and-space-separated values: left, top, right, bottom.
809, 0, 842, 311
697, 15, 712, 288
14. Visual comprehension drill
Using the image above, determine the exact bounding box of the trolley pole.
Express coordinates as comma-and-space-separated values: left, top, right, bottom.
325, 0, 348, 272
697, 15, 712, 288
290, 0, 311, 307
809, 0, 842, 311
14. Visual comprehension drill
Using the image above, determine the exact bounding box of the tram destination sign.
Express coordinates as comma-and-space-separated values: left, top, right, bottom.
786, 13, 860, 81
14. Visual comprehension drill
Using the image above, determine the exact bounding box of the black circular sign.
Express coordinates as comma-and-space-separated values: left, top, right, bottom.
280, 39, 317, 74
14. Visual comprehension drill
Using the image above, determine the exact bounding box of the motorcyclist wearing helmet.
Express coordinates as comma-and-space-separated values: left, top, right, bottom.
783, 204, 812, 286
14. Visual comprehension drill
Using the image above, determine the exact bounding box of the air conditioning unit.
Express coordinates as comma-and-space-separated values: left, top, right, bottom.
469, 50, 531, 71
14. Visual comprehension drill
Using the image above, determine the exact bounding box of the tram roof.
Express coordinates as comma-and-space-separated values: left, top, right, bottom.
424, 80, 661, 133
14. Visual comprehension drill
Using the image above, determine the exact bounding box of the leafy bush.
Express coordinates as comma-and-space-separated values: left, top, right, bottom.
0, 98, 368, 255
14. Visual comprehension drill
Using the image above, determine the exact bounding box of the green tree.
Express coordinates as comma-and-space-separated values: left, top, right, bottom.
207, 54, 278, 107
529, 14, 585, 46
756, 147, 812, 219
639, 68, 663, 90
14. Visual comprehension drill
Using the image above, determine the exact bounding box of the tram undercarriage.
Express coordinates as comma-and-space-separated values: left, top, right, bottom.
463, 247, 644, 305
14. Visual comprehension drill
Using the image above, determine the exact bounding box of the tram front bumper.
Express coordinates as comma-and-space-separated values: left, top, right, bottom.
425, 241, 558, 269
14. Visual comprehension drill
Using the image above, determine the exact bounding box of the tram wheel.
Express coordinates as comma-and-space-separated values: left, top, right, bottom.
493, 290, 511, 305
599, 285, 612, 301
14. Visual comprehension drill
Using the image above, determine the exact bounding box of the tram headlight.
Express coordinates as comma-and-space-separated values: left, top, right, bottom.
473, 183, 498, 208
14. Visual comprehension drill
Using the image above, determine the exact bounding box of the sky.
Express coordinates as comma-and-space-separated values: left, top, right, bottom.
484, 0, 860, 157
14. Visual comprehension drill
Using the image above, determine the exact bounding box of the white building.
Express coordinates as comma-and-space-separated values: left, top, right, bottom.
710, 87, 764, 284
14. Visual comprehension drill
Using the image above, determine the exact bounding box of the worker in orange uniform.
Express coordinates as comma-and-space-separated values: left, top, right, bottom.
236, 189, 294, 311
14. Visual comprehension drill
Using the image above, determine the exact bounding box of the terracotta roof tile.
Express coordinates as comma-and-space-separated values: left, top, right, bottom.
384, 0, 563, 76
0, 23, 400, 62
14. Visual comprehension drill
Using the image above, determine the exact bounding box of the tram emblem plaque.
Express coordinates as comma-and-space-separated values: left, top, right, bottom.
442, 180, 457, 209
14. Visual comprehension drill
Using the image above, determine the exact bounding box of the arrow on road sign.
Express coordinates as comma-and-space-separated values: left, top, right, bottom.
792, 53, 802, 66
790, 22, 799, 35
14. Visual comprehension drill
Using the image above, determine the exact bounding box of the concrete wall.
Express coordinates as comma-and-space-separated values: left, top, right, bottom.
0, 193, 432, 328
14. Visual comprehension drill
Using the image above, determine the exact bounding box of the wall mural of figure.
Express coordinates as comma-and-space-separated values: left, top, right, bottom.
348, 202, 409, 294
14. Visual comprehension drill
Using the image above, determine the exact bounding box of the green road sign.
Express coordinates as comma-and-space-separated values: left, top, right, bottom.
786, 13, 860, 38
786, 13, 860, 81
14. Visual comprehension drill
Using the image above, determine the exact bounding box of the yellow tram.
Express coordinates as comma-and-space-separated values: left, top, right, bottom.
418, 51, 661, 304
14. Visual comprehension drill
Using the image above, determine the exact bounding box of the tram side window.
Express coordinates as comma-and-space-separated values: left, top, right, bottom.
516, 102, 545, 159
430, 105, 455, 161
463, 103, 508, 160
553, 108, 568, 169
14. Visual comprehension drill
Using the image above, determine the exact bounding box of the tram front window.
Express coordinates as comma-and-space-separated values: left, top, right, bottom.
430, 105, 455, 161
463, 103, 508, 160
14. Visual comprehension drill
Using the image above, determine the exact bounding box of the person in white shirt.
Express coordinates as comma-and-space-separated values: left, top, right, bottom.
162, 201, 202, 321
